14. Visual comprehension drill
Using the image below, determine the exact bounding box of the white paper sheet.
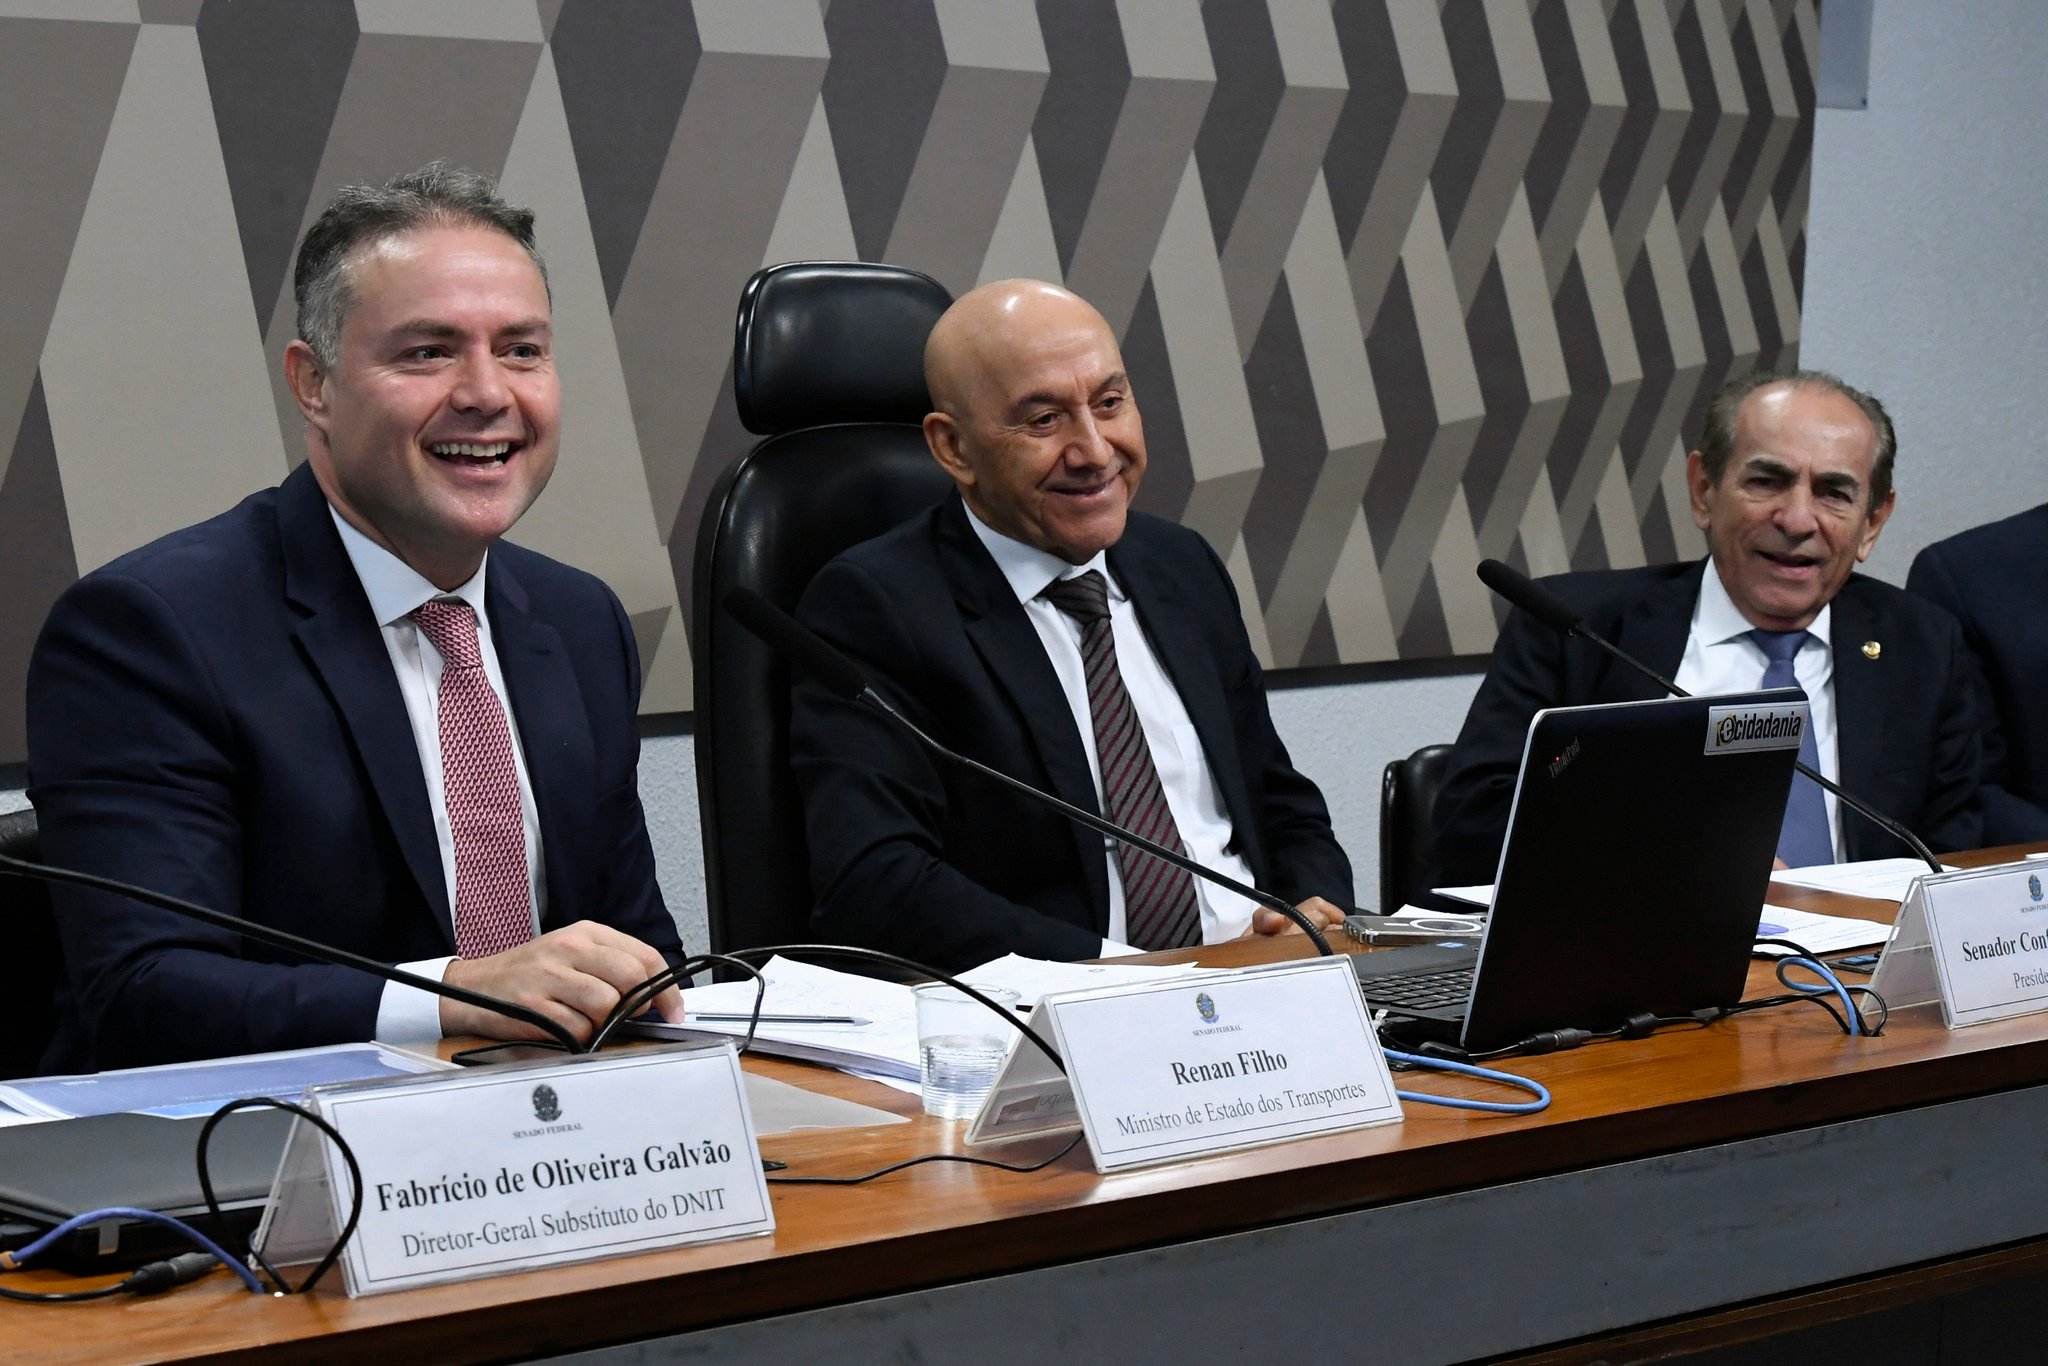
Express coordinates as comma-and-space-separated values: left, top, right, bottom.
636, 956, 923, 1080
959, 953, 1217, 1006
1753, 904, 1892, 957
1770, 858, 1958, 903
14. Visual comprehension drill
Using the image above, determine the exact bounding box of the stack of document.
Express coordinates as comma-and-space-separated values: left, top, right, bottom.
1771, 858, 1959, 902
633, 954, 1216, 1088
634, 957, 924, 1083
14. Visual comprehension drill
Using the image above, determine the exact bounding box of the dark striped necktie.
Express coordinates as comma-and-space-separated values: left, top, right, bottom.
1039, 570, 1201, 950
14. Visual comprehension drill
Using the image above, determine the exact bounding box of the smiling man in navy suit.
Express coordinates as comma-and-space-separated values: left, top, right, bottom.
789, 280, 1351, 971
28, 164, 682, 1069
1434, 370, 1983, 886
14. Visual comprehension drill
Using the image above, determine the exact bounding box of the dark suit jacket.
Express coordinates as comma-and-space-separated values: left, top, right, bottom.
1433, 561, 1985, 885
1907, 503, 2048, 843
27, 463, 678, 1070
789, 501, 1352, 971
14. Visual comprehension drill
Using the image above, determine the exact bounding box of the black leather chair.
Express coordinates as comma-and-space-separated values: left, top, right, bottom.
1379, 743, 1456, 912
692, 262, 956, 957
0, 805, 62, 1078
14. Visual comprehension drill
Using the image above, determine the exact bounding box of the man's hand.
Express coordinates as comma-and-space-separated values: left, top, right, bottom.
439, 921, 684, 1043
1246, 895, 1347, 938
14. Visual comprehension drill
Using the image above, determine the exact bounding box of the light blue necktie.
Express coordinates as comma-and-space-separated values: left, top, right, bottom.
1749, 629, 1833, 868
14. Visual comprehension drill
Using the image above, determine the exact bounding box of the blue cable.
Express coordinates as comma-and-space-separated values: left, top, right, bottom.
1778, 954, 1863, 1036
1382, 1048, 1551, 1113
3, 1208, 266, 1295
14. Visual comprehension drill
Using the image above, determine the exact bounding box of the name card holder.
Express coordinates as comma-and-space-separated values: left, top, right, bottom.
968, 956, 1402, 1171
1871, 861, 2048, 1028
255, 1040, 773, 1296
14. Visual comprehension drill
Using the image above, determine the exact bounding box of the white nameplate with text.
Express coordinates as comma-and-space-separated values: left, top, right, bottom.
255, 1042, 773, 1296
969, 957, 1401, 1171
1875, 862, 2048, 1028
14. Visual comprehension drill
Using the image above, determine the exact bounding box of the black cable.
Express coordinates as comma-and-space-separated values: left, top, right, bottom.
0, 1277, 132, 1304
1746, 938, 1889, 1035
196, 1098, 363, 1295
593, 952, 766, 1053
1416, 1010, 1711, 1065
0, 1251, 225, 1301
1718, 984, 1890, 1036
766, 1132, 1088, 1186
0, 1215, 261, 1302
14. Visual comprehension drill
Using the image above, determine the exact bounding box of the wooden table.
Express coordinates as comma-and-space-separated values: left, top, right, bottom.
7, 845, 2048, 1364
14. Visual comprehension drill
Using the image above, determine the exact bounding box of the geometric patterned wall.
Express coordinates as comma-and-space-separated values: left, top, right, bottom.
0, 0, 1814, 766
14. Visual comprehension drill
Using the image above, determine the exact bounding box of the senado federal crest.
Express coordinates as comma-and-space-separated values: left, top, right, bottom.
1703, 702, 1808, 755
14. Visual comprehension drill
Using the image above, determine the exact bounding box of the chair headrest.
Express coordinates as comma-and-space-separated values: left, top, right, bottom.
734, 262, 953, 436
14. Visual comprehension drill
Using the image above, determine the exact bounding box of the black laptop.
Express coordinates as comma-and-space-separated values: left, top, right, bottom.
0, 1109, 293, 1272
1354, 690, 1805, 1053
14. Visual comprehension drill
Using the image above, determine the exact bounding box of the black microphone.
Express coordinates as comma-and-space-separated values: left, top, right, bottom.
0, 852, 586, 1055
1474, 558, 1943, 874
726, 587, 1336, 955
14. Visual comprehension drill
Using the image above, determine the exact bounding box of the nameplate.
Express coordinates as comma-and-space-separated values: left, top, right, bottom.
969, 957, 1401, 1171
254, 1042, 773, 1296
1873, 862, 2048, 1029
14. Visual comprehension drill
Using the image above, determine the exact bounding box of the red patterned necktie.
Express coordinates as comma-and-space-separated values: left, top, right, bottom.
1039, 571, 1202, 950
412, 600, 533, 958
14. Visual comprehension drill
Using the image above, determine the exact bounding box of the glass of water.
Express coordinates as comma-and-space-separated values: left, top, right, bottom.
913, 983, 1022, 1120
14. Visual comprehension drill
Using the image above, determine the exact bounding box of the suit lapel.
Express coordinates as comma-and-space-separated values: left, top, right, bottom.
1827, 578, 1889, 849
937, 504, 1110, 916
1608, 561, 1706, 699
487, 556, 595, 930
278, 466, 452, 948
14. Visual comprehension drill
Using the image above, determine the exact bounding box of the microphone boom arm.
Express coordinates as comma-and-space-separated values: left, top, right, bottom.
1564, 621, 1942, 874
861, 689, 1335, 956
1, 852, 586, 1054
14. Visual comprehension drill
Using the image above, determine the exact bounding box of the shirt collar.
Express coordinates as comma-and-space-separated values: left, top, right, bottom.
1697, 555, 1830, 648
961, 498, 1126, 605
328, 504, 490, 628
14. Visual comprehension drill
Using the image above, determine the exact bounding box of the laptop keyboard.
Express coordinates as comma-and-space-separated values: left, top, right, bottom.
1358, 966, 1474, 1011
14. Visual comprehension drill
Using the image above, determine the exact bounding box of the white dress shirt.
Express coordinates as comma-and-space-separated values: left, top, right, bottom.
1673, 560, 1842, 858
963, 503, 1259, 951
329, 509, 546, 1042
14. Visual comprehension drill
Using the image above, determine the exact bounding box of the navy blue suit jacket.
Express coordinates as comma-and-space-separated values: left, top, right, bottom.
1907, 503, 2048, 843
790, 500, 1352, 971
27, 464, 678, 1070
1433, 561, 1986, 885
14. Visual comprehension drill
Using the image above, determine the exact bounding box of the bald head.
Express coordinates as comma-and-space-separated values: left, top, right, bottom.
920, 280, 1146, 564
925, 279, 1110, 418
